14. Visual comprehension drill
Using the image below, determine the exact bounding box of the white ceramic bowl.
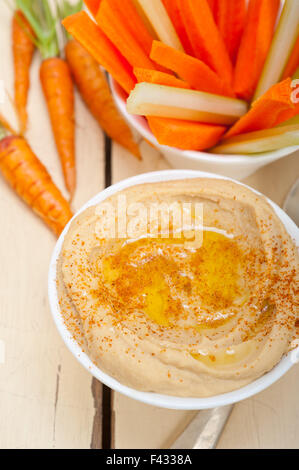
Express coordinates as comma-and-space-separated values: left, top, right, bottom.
110, 79, 299, 181
48, 170, 299, 410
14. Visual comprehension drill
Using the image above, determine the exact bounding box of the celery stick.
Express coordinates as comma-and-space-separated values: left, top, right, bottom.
254, 0, 299, 100
212, 125, 299, 154
135, 0, 184, 51
127, 83, 248, 125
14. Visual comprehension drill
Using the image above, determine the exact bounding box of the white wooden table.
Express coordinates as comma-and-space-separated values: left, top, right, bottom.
0, 5, 298, 449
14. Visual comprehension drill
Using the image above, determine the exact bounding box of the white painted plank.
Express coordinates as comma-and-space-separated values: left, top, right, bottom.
0, 4, 105, 448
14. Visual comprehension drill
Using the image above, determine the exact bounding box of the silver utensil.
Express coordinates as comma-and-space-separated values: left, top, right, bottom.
283, 178, 299, 226
170, 405, 233, 449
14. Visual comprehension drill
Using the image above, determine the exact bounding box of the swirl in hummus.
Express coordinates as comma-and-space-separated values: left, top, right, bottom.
57, 179, 299, 397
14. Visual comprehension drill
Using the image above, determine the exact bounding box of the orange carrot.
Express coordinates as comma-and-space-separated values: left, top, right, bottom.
40, 58, 76, 198
147, 117, 226, 150
0, 130, 72, 236
161, 0, 194, 55
177, 0, 233, 85
214, 0, 247, 64
225, 78, 298, 139
84, 0, 101, 16
150, 40, 235, 97
63, 12, 136, 94
18, 1, 77, 198
207, 0, 217, 16
12, 10, 35, 134
106, 0, 155, 56
233, 0, 280, 101
134, 67, 190, 89
96, 0, 156, 70
282, 34, 299, 79
65, 39, 141, 159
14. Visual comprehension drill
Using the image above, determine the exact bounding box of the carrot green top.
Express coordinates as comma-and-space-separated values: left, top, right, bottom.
16, 0, 59, 59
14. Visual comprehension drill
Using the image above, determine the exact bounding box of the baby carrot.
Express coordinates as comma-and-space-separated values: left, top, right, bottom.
0, 122, 72, 236
18, 0, 76, 198
178, 0, 233, 85
12, 10, 35, 134
233, 0, 280, 101
65, 39, 141, 159
40, 58, 75, 198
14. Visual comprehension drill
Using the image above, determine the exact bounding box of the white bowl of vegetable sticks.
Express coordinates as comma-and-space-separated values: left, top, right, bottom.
111, 78, 299, 181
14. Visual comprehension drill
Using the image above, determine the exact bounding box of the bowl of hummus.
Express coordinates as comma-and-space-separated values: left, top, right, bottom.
48, 170, 299, 410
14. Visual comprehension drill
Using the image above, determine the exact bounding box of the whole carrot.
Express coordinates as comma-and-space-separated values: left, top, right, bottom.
17, 0, 76, 198
40, 58, 76, 196
60, 0, 140, 159
0, 119, 72, 236
65, 38, 141, 159
12, 10, 35, 134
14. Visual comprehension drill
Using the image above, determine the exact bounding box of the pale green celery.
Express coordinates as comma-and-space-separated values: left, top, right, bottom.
254, 0, 299, 100
16, 0, 59, 59
127, 83, 248, 126
212, 125, 299, 154
135, 0, 184, 51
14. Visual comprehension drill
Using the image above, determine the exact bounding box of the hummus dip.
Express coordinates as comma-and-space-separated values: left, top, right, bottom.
57, 179, 299, 397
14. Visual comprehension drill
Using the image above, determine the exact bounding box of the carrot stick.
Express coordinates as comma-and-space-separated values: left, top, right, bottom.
65, 39, 141, 159
150, 40, 235, 97
225, 78, 298, 139
177, 0, 233, 85
106, 0, 155, 56
282, 34, 299, 79
134, 67, 190, 89
207, 0, 217, 16
147, 117, 226, 150
96, 0, 156, 70
0, 132, 72, 236
62, 12, 136, 94
233, 0, 280, 101
84, 0, 101, 17
40, 57, 76, 198
161, 0, 194, 55
12, 10, 35, 134
214, 0, 247, 64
